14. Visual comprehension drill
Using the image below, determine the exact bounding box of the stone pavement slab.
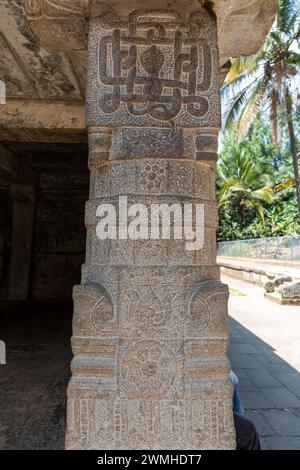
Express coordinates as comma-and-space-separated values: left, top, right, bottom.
218, 256, 300, 280
244, 367, 285, 389
263, 437, 300, 450
261, 410, 300, 436
239, 391, 274, 410
260, 388, 300, 409
243, 411, 276, 437
277, 373, 300, 398
238, 378, 259, 392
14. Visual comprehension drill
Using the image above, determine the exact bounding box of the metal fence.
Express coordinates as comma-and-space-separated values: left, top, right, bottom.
217, 236, 300, 262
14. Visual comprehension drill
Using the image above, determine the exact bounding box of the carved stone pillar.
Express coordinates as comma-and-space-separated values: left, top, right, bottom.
66, 1, 235, 450
8, 185, 35, 301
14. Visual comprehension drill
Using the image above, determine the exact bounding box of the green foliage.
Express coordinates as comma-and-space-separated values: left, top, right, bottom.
221, 5, 300, 141
277, 0, 299, 34
217, 119, 300, 241
219, 0, 300, 239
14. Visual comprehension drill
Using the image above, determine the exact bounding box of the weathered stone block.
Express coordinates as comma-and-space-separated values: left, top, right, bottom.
110, 128, 183, 159
280, 282, 300, 299
264, 281, 275, 293
274, 275, 293, 287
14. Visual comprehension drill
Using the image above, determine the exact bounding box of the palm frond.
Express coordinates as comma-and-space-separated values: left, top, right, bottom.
252, 186, 274, 204
285, 51, 300, 66
277, 0, 299, 34
250, 200, 265, 221
222, 87, 253, 131
225, 56, 260, 85
221, 71, 258, 98
285, 2, 300, 35
235, 79, 268, 139
275, 179, 296, 191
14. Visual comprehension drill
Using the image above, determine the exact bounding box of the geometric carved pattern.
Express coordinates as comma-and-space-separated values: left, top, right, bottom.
120, 279, 228, 339
91, 295, 113, 330
119, 340, 179, 398
121, 285, 181, 337
98, 10, 212, 122
66, 397, 235, 450
137, 161, 168, 192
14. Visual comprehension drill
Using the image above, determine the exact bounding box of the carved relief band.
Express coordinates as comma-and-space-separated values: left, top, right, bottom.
98, 10, 212, 122
87, 7, 220, 129
66, 1, 235, 450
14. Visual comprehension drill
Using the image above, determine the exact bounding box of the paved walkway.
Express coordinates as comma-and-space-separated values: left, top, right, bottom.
223, 274, 300, 450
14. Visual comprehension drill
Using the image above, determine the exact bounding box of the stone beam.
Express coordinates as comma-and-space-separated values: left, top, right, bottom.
0, 100, 86, 143
215, 0, 277, 68
21, 1, 276, 69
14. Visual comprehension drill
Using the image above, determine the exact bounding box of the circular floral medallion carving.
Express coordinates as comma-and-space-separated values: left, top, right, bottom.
120, 340, 178, 397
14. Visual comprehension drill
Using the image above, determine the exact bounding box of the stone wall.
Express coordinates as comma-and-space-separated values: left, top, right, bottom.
0, 188, 12, 299
0, 139, 89, 301
31, 191, 86, 300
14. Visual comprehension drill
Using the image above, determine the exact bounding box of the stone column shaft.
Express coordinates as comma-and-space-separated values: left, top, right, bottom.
66, 2, 235, 449
8, 185, 35, 301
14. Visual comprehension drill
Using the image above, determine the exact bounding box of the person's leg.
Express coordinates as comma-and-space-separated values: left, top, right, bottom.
234, 413, 261, 450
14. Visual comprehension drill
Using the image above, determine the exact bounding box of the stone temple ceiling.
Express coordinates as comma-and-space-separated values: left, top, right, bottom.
0, 1, 276, 144
0, 1, 87, 102
0, 0, 276, 102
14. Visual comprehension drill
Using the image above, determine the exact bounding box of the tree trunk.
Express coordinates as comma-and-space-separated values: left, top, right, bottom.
285, 87, 300, 221
271, 88, 278, 146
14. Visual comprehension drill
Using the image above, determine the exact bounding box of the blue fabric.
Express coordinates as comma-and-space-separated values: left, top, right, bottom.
233, 388, 245, 414
229, 371, 245, 414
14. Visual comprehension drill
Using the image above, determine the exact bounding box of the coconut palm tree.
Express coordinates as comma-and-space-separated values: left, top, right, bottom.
217, 143, 274, 227
221, 0, 300, 220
